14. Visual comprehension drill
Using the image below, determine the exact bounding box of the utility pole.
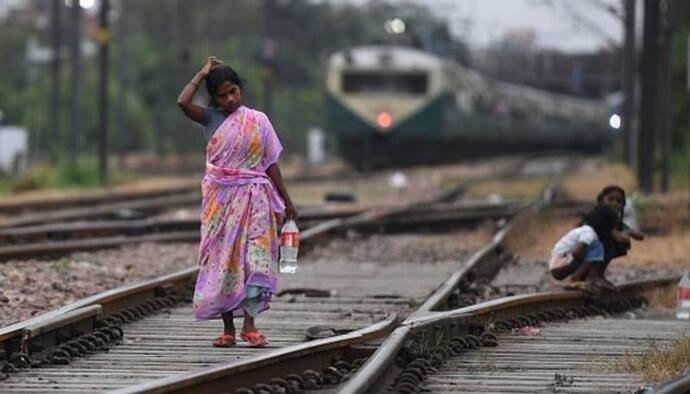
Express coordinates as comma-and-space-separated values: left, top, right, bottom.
68, 0, 82, 165
115, 0, 129, 170
153, 4, 169, 157
659, 0, 673, 192
622, 0, 636, 167
97, 0, 110, 185
50, 0, 62, 164
638, 0, 660, 193
261, 0, 275, 118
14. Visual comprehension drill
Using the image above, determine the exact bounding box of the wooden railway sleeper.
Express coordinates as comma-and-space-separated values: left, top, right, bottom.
4, 291, 187, 378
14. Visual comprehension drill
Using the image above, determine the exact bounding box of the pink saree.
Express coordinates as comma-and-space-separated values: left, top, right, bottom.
193, 106, 285, 320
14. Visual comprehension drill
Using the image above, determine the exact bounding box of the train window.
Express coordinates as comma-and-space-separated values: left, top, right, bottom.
342, 72, 428, 95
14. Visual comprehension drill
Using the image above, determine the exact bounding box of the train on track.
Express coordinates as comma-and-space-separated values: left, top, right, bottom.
325, 45, 614, 169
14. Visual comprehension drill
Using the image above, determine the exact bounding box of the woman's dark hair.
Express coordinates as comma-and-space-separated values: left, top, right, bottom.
582, 203, 619, 243
205, 65, 245, 107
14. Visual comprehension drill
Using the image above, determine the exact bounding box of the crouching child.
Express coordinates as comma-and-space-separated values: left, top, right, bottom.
549, 204, 620, 289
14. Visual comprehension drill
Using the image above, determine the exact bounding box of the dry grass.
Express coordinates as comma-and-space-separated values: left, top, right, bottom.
622, 230, 690, 267
611, 335, 690, 382
559, 161, 637, 202
505, 211, 581, 259
637, 190, 690, 233
647, 285, 678, 310
464, 177, 548, 200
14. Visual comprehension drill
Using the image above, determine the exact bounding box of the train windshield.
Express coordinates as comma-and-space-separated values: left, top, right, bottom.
342, 71, 428, 95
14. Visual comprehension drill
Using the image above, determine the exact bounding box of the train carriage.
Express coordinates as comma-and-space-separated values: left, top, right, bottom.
325, 45, 612, 169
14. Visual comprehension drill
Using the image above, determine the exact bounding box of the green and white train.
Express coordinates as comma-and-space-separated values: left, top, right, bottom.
325, 45, 613, 168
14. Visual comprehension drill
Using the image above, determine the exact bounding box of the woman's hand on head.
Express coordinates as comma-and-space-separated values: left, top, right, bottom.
200, 56, 223, 77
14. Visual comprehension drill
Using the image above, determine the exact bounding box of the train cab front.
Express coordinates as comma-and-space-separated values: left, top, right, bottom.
325, 46, 444, 169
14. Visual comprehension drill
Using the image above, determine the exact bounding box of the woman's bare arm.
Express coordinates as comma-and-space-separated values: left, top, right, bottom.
266, 163, 298, 221
177, 56, 222, 124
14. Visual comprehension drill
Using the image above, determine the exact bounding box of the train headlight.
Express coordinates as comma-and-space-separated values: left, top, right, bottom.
609, 114, 621, 130
377, 112, 393, 129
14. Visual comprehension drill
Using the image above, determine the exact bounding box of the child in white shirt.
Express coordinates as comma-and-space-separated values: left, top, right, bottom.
549, 204, 620, 283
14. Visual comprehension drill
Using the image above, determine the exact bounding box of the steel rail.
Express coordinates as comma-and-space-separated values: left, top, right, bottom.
338, 276, 679, 394
0, 158, 552, 392
0, 207, 365, 243
0, 171, 357, 216
411, 163, 563, 317
642, 373, 690, 394
105, 161, 565, 393
336, 163, 566, 393
0, 192, 202, 229
0, 174, 484, 380
0, 202, 520, 244
0, 201, 523, 261
300, 176, 478, 241
107, 316, 399, 394
0, 182, 200, 215
0, 231, 202, 261
0, 267, 197, 344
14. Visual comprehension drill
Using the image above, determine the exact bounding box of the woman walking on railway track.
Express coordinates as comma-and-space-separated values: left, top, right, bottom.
177, 56, 297, 348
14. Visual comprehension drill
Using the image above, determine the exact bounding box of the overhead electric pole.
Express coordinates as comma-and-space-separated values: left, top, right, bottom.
261, 0, 275, 118
622, 0, 636, 167
50, 0, 62, 163
97, 0, 110, 185
659, 0, 674, 192
638, 0, 660, 193
68, 0, 82, 165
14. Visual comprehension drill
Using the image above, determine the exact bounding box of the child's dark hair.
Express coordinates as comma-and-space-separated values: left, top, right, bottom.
205, 65, 245, 107
596, 184, 626, 226
596, 185, 626, 208
582, 203, 619, 243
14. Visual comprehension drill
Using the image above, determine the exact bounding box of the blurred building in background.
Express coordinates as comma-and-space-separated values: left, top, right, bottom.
474, 29, 619, 99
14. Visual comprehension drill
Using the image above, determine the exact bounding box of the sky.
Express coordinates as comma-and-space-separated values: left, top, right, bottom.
335, 0, 625, 53
441, 0, 623, 52
0, 0, 625, 53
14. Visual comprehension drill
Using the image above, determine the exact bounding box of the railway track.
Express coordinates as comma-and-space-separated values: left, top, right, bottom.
9, 156, 661, 394
0, 200, 524, 261
0, 160, 525, 392
0, 159, 539, 261
0, 169, 359, 219
339, 278, 678, 394
423, 313, 688, 393
0, 182, 200, 217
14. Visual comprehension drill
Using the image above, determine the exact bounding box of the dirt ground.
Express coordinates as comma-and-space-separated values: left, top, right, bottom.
0, 243, 198, 328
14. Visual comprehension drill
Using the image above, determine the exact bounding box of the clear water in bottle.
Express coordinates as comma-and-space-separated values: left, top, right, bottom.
279, 220, 299, 274
676, 272, 690, 319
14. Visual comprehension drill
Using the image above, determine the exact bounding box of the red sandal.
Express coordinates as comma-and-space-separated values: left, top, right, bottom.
212, 334, 236, 348
240, 331, 268, 347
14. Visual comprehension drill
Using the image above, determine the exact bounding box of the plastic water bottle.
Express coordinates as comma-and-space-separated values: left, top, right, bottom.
675, 272, 690, 319
279, 220, 299, 274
